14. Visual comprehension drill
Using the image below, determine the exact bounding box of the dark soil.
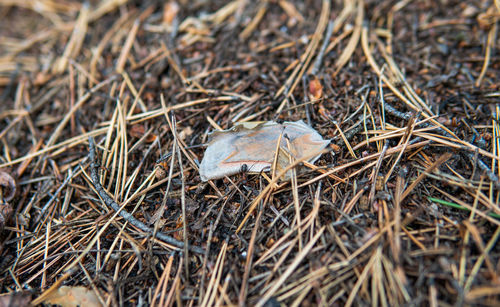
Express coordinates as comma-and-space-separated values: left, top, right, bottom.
1, 0, 499, 306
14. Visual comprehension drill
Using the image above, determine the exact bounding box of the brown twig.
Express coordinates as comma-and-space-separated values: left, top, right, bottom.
87, 137, 204, 254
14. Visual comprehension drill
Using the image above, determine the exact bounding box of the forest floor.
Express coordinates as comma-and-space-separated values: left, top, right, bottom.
1, 0, 500, 306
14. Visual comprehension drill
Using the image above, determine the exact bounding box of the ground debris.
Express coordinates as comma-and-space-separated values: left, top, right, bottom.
199, 120, 330, 181
0, 0, 499, 306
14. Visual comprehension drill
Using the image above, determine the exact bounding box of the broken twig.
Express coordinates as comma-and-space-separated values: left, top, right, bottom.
88, 137, 204, 254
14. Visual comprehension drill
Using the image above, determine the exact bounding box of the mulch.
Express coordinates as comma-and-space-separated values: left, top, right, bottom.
1, 0, 499, 306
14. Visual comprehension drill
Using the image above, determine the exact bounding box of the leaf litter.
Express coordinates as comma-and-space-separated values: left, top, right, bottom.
199, 120, 330, 181
0, 0, 500, 306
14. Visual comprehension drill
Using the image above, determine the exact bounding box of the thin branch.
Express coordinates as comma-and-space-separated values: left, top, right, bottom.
88, 137, 204, 254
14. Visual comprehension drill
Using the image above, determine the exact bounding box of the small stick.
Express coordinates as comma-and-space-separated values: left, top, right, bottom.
301, 76, 312, 126
34, 166, 78, 226
310, 20, 334, 75
175, 121, 190, 278
88, 137, 204, 254
369, 140, 389, 203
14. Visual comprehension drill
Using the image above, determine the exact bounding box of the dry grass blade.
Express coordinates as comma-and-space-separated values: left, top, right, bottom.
238, 199, 264, 305
200, 241, 228, 307
239, 0, 268, 40
475, 7, 498, 87
274, 0, 330, 112
2, 0, 500, 305
52, 3, 89, 74
236, 148, 330, 233
256, 227, 325, 307
115, 19, 139, 74
400, 153, 452, 201
464, 225, 500, 293
333, 0, 363, 76
151, 254, 174, 307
